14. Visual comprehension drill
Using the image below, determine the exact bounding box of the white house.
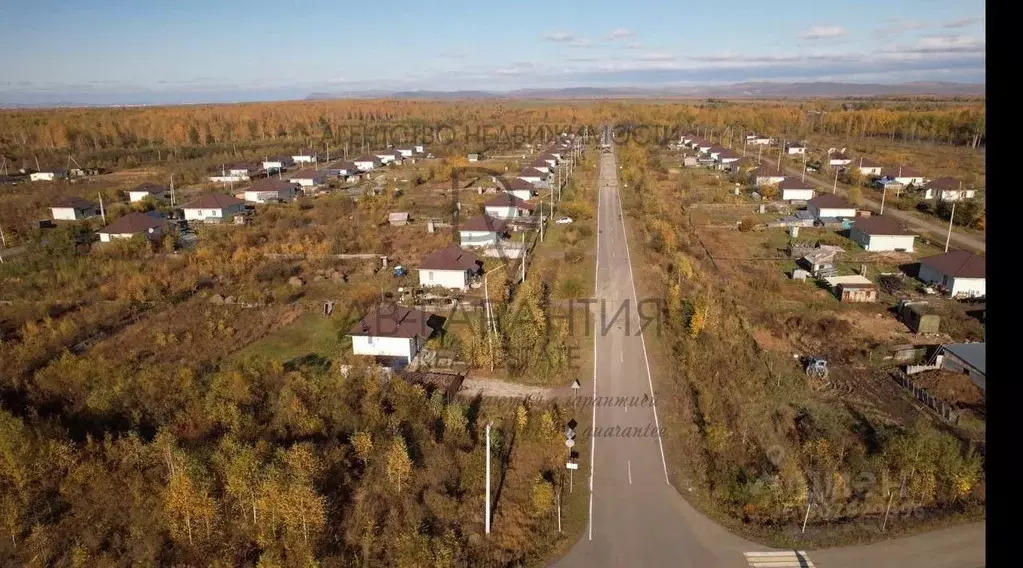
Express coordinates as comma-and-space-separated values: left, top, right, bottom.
854, 157, 883, 177
396, 148, 414, 158
785, 144, 807, 155
751, 136, 772, 145
262, 157, 295, 172
50, 197, 99, 221
807, 194, 856, 219
849, 216, 917, 252
537, 154, 558, 169
707, 146, 726, 160
128, 183, 170, 203
828, 151, 852, 167
182, 194, 247, 223
917, 251, 985, 298
752, 165, 786, 186
288, 170, 327, 187
695, 141, 712, 153
517, 168, 547, 185
920, 177, 977, 201
348, 304, 437, 366
468, 153, 480, 163
418, 245, 483, 291
880, 166, 927, 187
414, 145, 425, 154
30, 169, 68, 182
292, 151, 317, 164
374, 151, 396, 165
717, 149, 740, 165
484, 193, 536, 220
243, 179, 299, 203
497, 177, 537, 201
353, 156, 381, 171
459, 215, 509, 247
227, 164, 255, 178
777, 178, 816, 202
97, 212, 165, 243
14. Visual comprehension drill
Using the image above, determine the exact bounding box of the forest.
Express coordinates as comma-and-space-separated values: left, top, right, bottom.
0, 97, 985, 563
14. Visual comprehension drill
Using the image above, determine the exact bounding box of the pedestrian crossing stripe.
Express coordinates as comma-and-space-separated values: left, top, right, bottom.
743, 550, 816, 568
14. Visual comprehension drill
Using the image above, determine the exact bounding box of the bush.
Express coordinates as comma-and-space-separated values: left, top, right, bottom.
738, 218, 756, 232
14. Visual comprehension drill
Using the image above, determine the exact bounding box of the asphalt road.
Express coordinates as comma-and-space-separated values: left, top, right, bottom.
776, 160, 986, 254
549, 142, 985, 568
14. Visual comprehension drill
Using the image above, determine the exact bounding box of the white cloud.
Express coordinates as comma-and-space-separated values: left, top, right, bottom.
624, 42, 643, 50
943, 17, 981, 29
799, 26, 846, 40
543, 32, 575, 42
607, 28, 633, 40
439, 49, 468, 59
893, 34, 984, 53
567, 38, 594, 48
639, 52, 676, 62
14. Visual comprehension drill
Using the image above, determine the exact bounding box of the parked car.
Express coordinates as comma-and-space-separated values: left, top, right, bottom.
555, 217, 573, 225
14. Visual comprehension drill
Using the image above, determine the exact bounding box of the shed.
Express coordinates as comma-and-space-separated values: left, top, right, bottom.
389, 212, 410, 226
836, 282, 878, 303
898, 301, 940, 334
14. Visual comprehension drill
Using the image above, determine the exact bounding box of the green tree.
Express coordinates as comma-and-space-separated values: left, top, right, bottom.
385, 437, 413, 493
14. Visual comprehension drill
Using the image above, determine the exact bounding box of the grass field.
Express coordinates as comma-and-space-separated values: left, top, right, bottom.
230, 308, 342, 364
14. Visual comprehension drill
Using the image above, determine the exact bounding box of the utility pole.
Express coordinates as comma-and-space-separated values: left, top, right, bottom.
170, 175, 175, 207
98, 193, 107, 224
521, 233, 526, 282
880, 185, 888, 215
944, 201, 956, 252
777, 140, 784, 171
833, 167, 839, 194
757, 144, 763, 164
882, 491, 894, 533
802, 491, 812, 534
802, 152, 807, 182
0, 224, 6, 249
485, 422, 493, 535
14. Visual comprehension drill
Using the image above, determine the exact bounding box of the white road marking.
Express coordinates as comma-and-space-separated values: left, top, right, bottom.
743, 551, 816, 567
628, 460, 632, 484
613, 164, 672, 486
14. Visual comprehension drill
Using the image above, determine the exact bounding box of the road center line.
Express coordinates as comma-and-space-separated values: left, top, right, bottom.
613, 155, 672, 486
587, 153, 604, 543
628, 460, 632, 484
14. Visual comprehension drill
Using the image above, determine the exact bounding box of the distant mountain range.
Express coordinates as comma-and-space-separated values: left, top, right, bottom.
306, 82, 985, 100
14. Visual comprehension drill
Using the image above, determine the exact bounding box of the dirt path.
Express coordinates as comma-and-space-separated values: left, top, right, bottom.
457, 377, 558, 400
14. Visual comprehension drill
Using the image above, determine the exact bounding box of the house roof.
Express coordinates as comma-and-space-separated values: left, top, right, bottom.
419, 245, 483, 271
880, 166, 925, 178
753, 164, 784, 177
497, 177, 536, 192
227, 163, 255, 170
830, 151, 851, 160
717, 149, 740, 160
354, 155, 380, 163
852, 215, 915, 236
940, 342, 986, 376
348, 304, 436, 339
183, 193, 245, 209
484, 193, 536, 210
53, 196, 97, 210
388, 212, 409, 222
338, 162, 357, 171
923, 176, 964, 191
288, 169, 324, 180
530, 159, 551, 167
709, 145, 728, 153
808, 194, 854, 209
855, 157, 882, 168
920, 251, 985, 279
778, 177, 815, 190
519, 168, 546, 177
460, 214, 509, 233
247, 178, 299, 193
131, 182, 167, 195
100, 212, 164, 234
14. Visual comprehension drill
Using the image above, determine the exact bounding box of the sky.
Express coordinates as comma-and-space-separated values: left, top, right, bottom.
0, 0, 985, 105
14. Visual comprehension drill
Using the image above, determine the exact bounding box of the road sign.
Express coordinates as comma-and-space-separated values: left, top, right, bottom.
565, 428, 575, 440
570, 378, 581, 390
565, 438, 575, 448
566, 462, 579, 470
